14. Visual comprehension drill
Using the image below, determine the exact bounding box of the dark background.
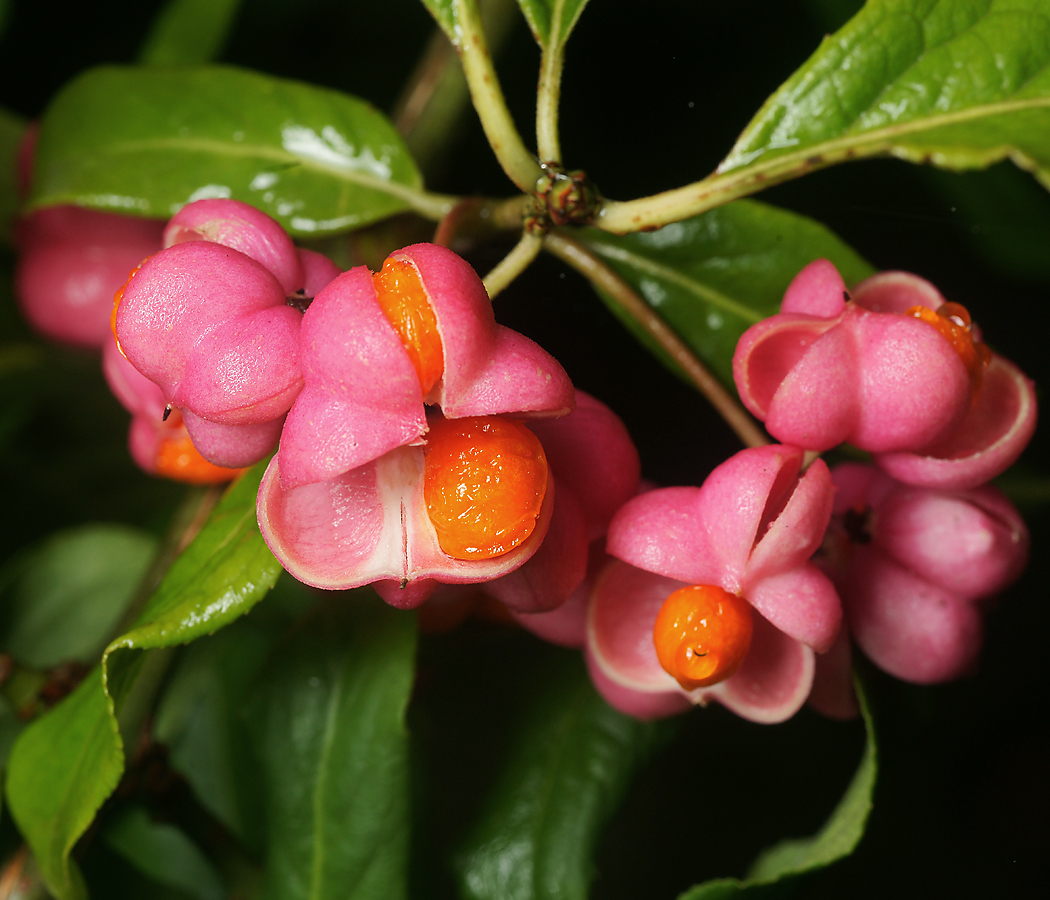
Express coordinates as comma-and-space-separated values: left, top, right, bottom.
0, 1, 1046, 897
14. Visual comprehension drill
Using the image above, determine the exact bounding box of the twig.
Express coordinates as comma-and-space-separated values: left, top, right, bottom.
452, 0, 542, 192
483, 231, 544, 298
543, 230, 770, 448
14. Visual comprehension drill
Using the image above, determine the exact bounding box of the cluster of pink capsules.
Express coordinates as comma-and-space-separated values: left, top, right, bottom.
17, 196, 1036, 724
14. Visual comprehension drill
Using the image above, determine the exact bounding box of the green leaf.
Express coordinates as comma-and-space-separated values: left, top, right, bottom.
152, 611, 284, 851
103, 806, 225, 900
579, 199, 873, 387
0, 694, 22, 771
515, 0, 591, 50
246, 597, 416, 900
138, 0, 244, 66
677, 677, 877, 899
0, 525, 157, 669
5, 462, 280, 900
455, 654, 669, 900
418, 0, 459, 45
721, 0, 1050, 192
31, 65, 426, 237
0, 106, 26, 242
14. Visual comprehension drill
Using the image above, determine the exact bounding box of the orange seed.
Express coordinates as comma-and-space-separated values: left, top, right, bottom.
155, 433, 247, 485
424, 416, 548, 560
907, 302, 991, 391
653, 584, 753, 690
373, 257, 444, 396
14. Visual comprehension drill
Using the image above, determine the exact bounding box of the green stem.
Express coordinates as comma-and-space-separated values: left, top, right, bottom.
535, 21, 566, 162
399, 185, 461, 222
543, 230, 769, 449
453, 0, 542, 192
394, 0, 520, 179
483, 231, 544, 298
595, 100, 1050, 233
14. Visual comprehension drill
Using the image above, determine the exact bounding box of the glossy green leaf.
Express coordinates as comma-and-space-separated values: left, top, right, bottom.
677, 678, 877, 899
0, 525, 157, 669
515, 0, 591, 49
247, 598, 416, 900
5, 463, 280, 900
419, 0, 459, 45
0, 106, 26, 242
30, 66, 427, 237
721, 0, 1050, 192
455, 655, 668, 900
103, 806, 225, 900
4, 668, 120, 900
138, 0, 244, 66
579, 199, 873, 387
152, 610, 287, 851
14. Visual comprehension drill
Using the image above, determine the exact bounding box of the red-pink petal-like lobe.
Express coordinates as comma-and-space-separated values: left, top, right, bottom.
374, 578, 438, 610
845, 470, 1029, 603
849, 310, 969, 452
760, 324, 860, 451
103, 338, 166, 420
829, 462, 894, 514
586, 560, 815, 722
526, 391, 641, 540
276, 267, 426, 489
105, 335, 282, 469
585, 649, 693, 719
606, 486, 722, 586
747, 457, 834, 585
850, 270, 945, 315
257, 445, 553, 599
702, 614, 815, 724
608, 446, 839, 652
875, 355, 1037, 490
585, 560, 693, 717
128, 416, 165, 475
735, 263, 972, 453
807, 628, 858, 721
781, 258, 847, 317
746, 564, 841, 653
297, 248, 342, 298
395, 244, 575, 417
844, 546, 983, 684
181, 410, 284, 469
516, 587, 589, 647
115, 241, 303, 424
695, 444, 808, 589
16, 207, 164, 347
483, 476, 588, 613
732, 315, 837, 422
164, 199, 303, 294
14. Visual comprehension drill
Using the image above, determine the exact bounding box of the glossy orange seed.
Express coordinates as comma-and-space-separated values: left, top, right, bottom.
154, 433, 246, 485
653, 584, 753, 690
373, 257, 444, 396
907, 302, 991, 391
424, 416, 548, 560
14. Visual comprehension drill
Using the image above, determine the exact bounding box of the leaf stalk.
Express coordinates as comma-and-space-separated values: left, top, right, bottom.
543, 230, 770, 448
453, 0, 542, 192
483, 231, 544, 298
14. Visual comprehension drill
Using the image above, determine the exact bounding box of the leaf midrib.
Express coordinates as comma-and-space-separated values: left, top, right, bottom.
529, 684, 593, 897
720, 93, 1050, 175
75, 136, 422, 199
309, 659, 346, 900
